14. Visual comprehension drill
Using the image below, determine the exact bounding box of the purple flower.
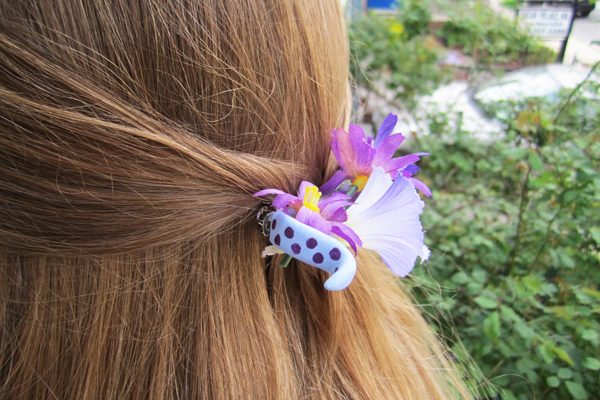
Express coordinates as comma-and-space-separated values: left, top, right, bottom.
254, 182, 362, 252
320, 113, 431, 197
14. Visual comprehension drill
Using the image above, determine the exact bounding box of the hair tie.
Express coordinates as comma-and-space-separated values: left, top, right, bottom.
254, 113, 431, 290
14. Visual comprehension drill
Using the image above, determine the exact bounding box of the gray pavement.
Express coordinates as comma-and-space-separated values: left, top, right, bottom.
564, 7, 600, 66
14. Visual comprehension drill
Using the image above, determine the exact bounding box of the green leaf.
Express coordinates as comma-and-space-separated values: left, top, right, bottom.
563, 190, 578, 203
483, 311, 501, 340
451, 271, 469, 285
522, 276, 542, 294
582, 288, 600, 299
500, 305, 521, 323
590, 227, 600, 244
557, 368, 572, 380
553, 347, 575, 366
528, 152, 543, 171
550, 306, 573, 320
565, 380, 588, 400
582, 330, 598, 341
583, 357, 600, 370
501, 389, 517, 400
501, 0, 519, 9
557, 248, 576, 269
514, 322, 535, 344
540, 283, 558, 296
575, 290, 594, 304
494, 375, 510, 386
475, 295, 498, 309
472, 269, 488, 283
538, 344, 555, 364
547, 376, 560, 387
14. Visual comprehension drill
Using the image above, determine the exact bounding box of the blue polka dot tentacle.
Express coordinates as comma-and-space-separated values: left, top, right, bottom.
268, 211, 356, 291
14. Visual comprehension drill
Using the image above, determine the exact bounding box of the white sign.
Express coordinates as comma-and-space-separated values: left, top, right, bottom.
518, 6, 574, 40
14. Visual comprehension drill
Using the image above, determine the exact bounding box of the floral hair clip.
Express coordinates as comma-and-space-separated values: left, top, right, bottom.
254, 113, 431, 291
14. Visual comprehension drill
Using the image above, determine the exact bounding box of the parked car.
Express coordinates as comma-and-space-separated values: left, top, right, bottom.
575, 0, 596, 17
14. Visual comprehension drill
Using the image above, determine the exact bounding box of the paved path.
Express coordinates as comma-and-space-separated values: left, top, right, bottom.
563, 7, 600, 66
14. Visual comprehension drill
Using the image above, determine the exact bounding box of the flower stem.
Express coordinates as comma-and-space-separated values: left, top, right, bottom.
346, 185, 359, 197
278, 254, 292, 268
343, 185, 359, 211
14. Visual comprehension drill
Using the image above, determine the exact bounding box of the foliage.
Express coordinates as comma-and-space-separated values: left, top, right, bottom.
349, 0, 555, 111
439, 1, 555, 66
404, 66, 600, 399
396, 0, 431, 40
349, 0, 451, 109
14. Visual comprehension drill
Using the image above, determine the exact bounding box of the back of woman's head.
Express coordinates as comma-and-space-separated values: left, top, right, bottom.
0, 1, 469, 399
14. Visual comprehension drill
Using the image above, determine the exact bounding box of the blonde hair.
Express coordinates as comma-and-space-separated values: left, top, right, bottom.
0, 0, 470, 398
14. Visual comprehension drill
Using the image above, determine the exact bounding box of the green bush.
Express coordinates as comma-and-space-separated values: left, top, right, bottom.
349, 1, 450, 109
405, 68, 600, 399
440, 2, 555, 66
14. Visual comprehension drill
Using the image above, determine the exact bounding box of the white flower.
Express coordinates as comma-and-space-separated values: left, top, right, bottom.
345, 167, 430, 277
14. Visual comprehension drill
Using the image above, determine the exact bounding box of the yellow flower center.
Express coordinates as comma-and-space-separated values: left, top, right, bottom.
303, 186, 322, 213
351, 175, 369, 191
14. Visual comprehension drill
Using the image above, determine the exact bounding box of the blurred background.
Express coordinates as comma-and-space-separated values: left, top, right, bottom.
343, 1, 600, 399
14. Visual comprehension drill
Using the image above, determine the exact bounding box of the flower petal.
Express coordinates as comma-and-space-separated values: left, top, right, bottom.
319, 192, 351, 208
253, 189, 287, 197
404, 164, 420, 175
381, 154, 421, 175
331, 224, 362, 254
320, 170, 351, 195
320, 200, 351, 220
327, 207, 348, 223
373, 133, 405, 167
346, 173, 428, 276
348, 125, 375, 175
347, 167, 392, 216
261, 245, 285, 257
297, 181, 317, 198
273, 194, 301, 210
374, 113, 398, 148
361, 234, 427, 277
331, 128, 355, 173
319, 192, 353, 220
296, 206, 332, 235
409, 177, 432, 197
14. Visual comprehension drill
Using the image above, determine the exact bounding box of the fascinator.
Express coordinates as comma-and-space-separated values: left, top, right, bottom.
254, 114, 430, 290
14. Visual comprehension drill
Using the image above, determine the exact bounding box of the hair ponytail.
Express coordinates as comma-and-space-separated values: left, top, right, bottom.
0, 1, 472, 398
0, 32, 314, 255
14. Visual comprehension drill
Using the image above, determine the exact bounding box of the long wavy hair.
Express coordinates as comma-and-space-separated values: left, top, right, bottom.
0, 0, 471, 398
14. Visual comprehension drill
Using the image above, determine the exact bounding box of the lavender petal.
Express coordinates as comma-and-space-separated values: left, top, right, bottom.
349, 125, 375, 175
331, 128, 355, 172
320, 170, 351, 195
373, 113, 398, 148
253, 188, 287, 197
373, 133, 406, 167
382, 154, 421, 174
331, 224, 362, 254
409, 178, 432, 197
272, 193, 301, 210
